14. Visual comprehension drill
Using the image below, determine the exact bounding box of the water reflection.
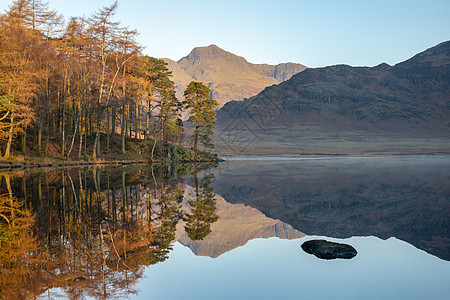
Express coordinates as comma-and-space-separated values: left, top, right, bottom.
184, 174, 219, 241
134, 236, 450, 300
175, 191, 304, 258
2, 156, 449, 299
212, 156, 450, 261
0, 164, 218, 299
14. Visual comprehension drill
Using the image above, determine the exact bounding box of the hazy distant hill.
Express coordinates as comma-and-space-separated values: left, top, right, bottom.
215, 41, 450, 155
164, 45, 307, 107
162, 58, 194, 102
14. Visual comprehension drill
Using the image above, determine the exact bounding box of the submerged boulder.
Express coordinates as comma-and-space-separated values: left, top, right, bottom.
301, 239, 357, 260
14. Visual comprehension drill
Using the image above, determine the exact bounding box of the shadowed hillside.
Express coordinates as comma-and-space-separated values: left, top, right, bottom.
215, 41, 450, 155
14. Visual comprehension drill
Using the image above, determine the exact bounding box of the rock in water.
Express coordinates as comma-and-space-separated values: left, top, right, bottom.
301, 239, 357, 260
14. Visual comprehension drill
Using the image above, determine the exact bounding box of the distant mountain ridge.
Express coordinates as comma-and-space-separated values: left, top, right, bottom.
215, 40, 450, 155
163, 45, 307, 107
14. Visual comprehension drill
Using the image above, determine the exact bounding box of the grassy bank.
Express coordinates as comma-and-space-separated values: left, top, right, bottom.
0, 134, 220, 169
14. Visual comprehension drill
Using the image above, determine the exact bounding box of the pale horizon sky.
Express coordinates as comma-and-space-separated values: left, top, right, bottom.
1, 0, 449, 68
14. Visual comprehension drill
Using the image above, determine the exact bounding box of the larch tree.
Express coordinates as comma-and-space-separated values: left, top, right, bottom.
0, 0, 201, 161
0, 11, 39, 158
87, 0, 120, 159
87, 1, 141, 159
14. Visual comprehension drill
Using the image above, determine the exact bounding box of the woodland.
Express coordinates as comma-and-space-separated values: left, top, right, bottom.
0, 1, 222, 296
0, 0, 219, 163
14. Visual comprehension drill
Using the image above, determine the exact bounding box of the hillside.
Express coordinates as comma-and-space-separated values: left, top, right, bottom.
162, 58, 194, 101
215, 41, 450, 155
164, 45, 306, 107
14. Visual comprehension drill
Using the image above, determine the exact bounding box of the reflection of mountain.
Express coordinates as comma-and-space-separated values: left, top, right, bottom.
175, 185, 304, 258
211, 158, 450, 261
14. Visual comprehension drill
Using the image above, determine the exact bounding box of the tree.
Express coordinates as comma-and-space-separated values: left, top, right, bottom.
0, 0, 196, 161
126, 57, 181, 159
88, 1, 120, 159
86, 1, 140, 158
140, 57, 180, 143
0, 93, 16, 144
0, 15, 38, 157
182, 81, 218, 152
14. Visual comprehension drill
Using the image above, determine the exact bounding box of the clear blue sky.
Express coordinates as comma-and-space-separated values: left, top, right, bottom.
1, 0, 449, 67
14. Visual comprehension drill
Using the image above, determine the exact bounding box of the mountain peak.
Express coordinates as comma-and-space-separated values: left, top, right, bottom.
206, 44, 221, 49
170, 45, 306, 107
191, 44, 223, 53
179, 44, 248, 65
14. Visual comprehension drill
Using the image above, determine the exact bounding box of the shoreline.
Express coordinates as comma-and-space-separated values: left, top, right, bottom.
0, 158, 223, 172
2, 152, 450, 171
220, 154, 450, 161
219, 151, 450, 159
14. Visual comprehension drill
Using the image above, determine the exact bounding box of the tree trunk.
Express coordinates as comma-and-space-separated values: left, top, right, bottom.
106, 106, 110, 152
78, 122, 83, 158
45, 111, 50, 154
67, 117, 78, 159
151, 139, 157, 161
3, 114, 14, 158
79, 104, 84, 158
62, 98, 66, 157
121, 105, 126, 154
112, 106, 116, 137
135, 102, 138, 139
145, 100, 151, 140
20, 126, 27, 154
138, 102, 142, 139
194, 123, 199, 151
89, 108, 92, 136
37, 121, 42, 156
127, 104, 131, 138
93, 120, 101, 159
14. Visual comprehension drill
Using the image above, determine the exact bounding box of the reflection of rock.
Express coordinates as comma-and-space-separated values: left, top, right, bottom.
301, 240, 357, 260
175, 185, 305, 258
212, 158, 450, 261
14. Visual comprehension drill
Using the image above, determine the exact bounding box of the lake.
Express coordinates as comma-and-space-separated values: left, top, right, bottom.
0, 156, 449, 299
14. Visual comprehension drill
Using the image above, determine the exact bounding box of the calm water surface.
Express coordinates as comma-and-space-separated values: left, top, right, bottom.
0, 156, 448, 299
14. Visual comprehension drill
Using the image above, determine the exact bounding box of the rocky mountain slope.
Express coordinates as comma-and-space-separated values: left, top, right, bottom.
164, 45, 307, 107
215, 41, 450, 154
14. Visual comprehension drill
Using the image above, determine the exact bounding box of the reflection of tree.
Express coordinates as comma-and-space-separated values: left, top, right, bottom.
184, 173, 219, 241
0, 174, 38, 299
0, 163, 217, 298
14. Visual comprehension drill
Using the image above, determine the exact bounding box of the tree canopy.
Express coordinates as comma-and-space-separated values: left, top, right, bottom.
182, 81, 219, 151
